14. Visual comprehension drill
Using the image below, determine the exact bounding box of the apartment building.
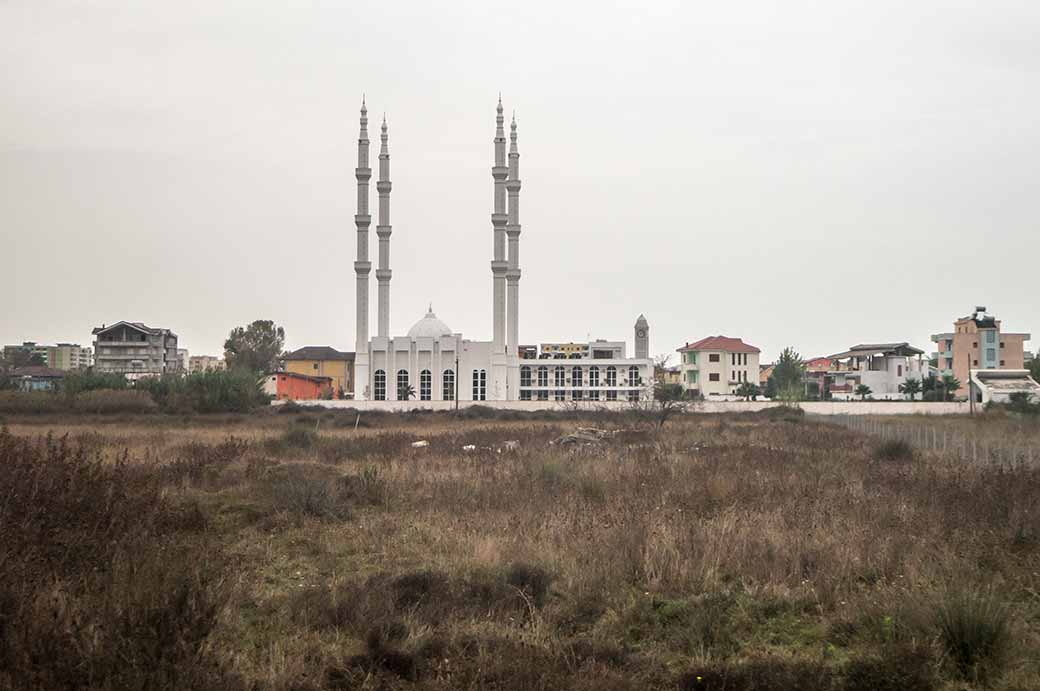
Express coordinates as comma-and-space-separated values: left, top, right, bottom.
188, 355, 226, 373
537, 340, 627, 360
2, 342, 92, 370
931, 307, 1031, 398
91, 321, 180, 380
677, 336, 761, 397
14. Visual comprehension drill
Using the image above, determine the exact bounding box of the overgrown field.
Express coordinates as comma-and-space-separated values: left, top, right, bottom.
1, 408, 1038, 690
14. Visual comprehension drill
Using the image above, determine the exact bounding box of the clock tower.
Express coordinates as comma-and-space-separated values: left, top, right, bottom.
634, 314, 649, 360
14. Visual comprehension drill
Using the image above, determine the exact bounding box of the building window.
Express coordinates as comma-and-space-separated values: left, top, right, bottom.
420, 369, 431, 400
374, 369, 386, 400
443, 369, 455, 400
606, 389, 617, 401
1000, 360, 1005, 366
628, 365, 641, 387
520, 365, 532, 387
1000, 342, 1005, 348
472, 369, 486, 401
709, 353, 720, 363
554, 389, 565, 401
397, 369, 410, 400
986, 331, 995, 343
572, 367, 583, 387
606, 366, 617, 387
589, 366, 600, 388
986, 348, 996, 362
627, 389, 639, 402
897, 365, 902, 377
709, 373, 720, 382
537, 366, 548, 388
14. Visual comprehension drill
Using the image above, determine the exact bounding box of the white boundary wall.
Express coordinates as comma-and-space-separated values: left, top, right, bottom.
273, 400, 970, 416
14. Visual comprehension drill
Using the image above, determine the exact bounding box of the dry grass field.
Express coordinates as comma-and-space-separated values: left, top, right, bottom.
2, 407, 1038, 690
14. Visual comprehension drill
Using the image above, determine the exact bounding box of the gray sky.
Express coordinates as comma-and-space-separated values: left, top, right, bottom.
3, 0, 1038, 363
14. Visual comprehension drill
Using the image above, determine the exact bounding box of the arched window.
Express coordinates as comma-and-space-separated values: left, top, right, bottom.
589, 366, 600, 387
442, 369, 455, 401
374, 369, 386, 401
537, 367, 549, 400
420, 369, 431, 401
606, 366, 617, 387
571, 366, 583, 400
520, 365, 532, 400
554, 366, 565, 401
629, 365, 641, 387
397, 369, 410, 400
472, 369, 486, 401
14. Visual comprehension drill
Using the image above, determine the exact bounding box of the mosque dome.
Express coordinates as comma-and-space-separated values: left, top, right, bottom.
407, 306, 453, 338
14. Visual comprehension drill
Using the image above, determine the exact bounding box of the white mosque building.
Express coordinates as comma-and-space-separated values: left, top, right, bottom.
351, 98, 652, 403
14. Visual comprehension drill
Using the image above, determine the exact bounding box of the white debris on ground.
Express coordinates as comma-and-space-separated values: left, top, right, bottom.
462, 444, 477, 452
410, 440, 429, 448
502, 440, 520, 451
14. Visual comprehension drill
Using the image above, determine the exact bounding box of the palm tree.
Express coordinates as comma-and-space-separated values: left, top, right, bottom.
397, 383, 416, 400
854, 384, 872, 401
899, 377, 921, 401
940, 374, 961, 401
735, 382, 760, 401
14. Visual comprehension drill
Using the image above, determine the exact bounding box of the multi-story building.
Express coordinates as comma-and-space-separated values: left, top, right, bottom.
931, 307, 1031, 398
825, 343, 928, 400
537, 340, 627, 360
2, 342, 92, 370
677, 336, 761, 398
91, 322, 180, 380
188, 355, 226, 373
284, 346, 355, 398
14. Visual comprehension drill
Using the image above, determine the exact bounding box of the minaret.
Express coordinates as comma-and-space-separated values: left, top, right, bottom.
635, 315, 650, 359
505, 113, 522, 355
491, 96, 508, 352
376, 115, 392, 338
354, 98, 372, 398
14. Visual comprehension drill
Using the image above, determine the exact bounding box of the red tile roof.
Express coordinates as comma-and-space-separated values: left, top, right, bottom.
677, 336, 760, 353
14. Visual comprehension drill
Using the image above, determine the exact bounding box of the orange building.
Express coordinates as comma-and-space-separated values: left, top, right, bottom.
261, 372, 334, 401
931, 307, 1031, 398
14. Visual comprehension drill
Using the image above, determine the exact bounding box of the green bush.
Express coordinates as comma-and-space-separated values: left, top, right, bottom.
934, 587, 1011, 681
62, 370, 129, 395
0, 391, 67, 414
136, 369, 267, 414
874, 438, 914, 462
74, 389, 158, 414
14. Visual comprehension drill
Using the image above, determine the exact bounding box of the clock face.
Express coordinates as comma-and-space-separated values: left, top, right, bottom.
637, 329, 646, 338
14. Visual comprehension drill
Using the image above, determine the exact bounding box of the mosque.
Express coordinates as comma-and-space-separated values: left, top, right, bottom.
351, 97, 652, 402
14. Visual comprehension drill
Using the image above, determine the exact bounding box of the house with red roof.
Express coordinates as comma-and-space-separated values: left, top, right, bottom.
677, 336, 761, 398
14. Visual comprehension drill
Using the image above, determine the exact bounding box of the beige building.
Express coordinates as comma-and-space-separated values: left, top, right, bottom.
2, 342, 91, 370
677, 336, 761, 398
931, 307, 1031, 398
188, 355, 226, 373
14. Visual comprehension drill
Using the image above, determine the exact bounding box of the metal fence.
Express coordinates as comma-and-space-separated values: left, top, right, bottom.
818, 414, 1040, 468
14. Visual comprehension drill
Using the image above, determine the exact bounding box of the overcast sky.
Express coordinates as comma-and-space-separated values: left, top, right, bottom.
2, 0, 1037, 363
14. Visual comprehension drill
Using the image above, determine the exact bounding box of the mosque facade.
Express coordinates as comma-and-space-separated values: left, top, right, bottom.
352, 98, 652, 402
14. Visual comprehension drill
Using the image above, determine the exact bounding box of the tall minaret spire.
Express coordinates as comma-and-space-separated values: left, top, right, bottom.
491, 96, 508, 352
376, 114, 392, 338
354, 98, 372, 397
505, 112, 522, 356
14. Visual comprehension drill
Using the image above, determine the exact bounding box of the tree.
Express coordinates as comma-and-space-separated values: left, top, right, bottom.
735, 382, 760, 401
899, 377, 921, 401
1027, 358, 1040, 382
940, 373, 961, 401
771, 347, 806, 402
224, 320, 285, 374
855, 384, 872, 401
398, 383, 416, 400
2, 350, 45, 369
651, 382, 687, 428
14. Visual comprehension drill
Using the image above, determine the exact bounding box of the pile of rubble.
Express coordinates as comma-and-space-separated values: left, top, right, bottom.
551, 427, 649, 446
